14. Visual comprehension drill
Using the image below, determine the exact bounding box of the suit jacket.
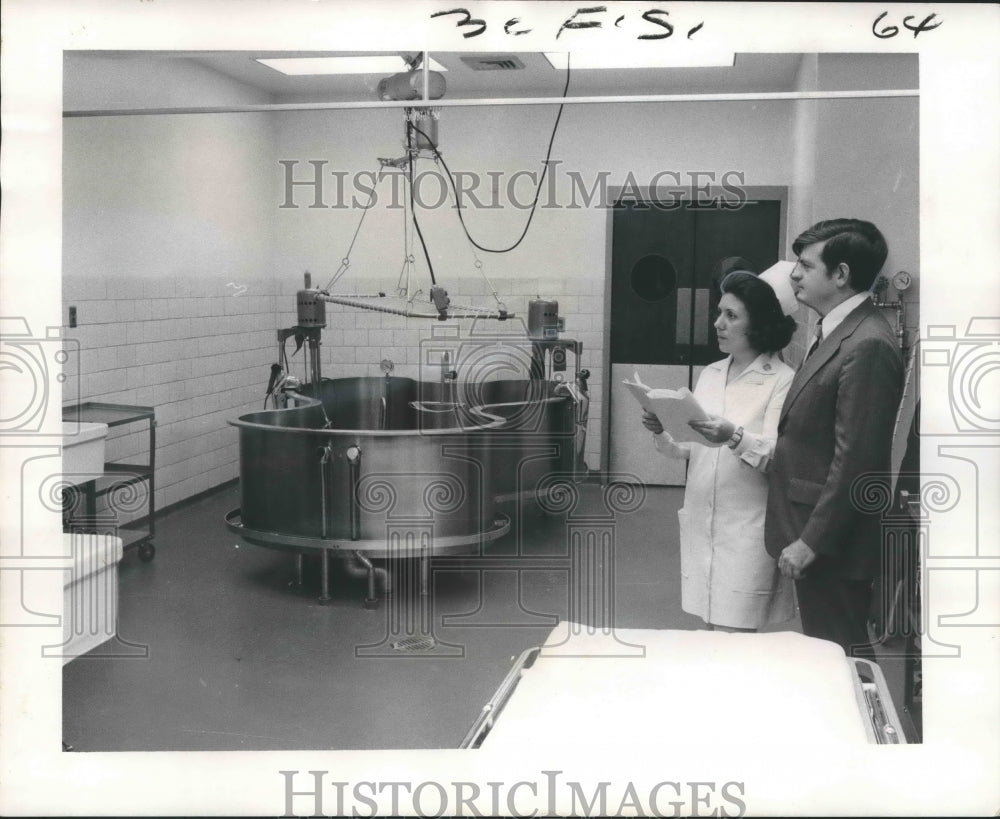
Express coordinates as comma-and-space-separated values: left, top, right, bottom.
765, 299, 903, 579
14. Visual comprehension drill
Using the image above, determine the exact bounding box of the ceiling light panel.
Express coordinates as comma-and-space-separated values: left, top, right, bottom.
256, 56, 447, 76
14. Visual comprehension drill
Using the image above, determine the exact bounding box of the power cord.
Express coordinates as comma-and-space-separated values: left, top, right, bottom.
408, 55, 572, 254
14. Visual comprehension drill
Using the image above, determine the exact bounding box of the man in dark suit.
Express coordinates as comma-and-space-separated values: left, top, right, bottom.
765, 219, 903, 658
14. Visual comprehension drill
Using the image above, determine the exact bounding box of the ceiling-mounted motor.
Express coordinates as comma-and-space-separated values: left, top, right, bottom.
377, 67, 446, 102
406, 107, 440, 156
378, 55, 445, 166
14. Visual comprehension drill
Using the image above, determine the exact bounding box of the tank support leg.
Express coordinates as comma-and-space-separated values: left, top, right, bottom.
420, 543, 430, 598
318, 548, 332, 605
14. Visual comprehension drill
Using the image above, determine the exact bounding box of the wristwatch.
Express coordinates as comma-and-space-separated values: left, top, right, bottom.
727, 426, 744, 449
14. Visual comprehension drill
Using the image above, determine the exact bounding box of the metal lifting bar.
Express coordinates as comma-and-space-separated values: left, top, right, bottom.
317, 292, 510, 320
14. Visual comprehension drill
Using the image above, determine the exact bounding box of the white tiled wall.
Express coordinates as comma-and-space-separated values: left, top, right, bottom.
62, 275, 281, 520
63, 271, 609, 522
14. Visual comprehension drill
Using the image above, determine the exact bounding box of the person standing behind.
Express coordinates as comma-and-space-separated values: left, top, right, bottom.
766, 219, 903, 658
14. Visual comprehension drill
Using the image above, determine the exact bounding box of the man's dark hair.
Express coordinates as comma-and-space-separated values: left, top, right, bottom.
791, 218, 888, 292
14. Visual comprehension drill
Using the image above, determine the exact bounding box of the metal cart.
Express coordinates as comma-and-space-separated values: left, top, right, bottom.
62, 402, 157, 562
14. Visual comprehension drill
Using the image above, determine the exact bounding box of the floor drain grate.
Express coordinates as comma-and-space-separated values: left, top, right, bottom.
391, 636, 437, 652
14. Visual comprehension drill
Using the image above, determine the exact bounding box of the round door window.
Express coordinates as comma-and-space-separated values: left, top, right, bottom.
630, 254, 677, 302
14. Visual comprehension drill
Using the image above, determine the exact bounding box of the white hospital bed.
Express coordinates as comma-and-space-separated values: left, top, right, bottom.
462, 624, 905, 748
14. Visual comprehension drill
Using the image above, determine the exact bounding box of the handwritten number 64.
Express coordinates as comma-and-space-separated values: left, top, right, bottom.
873, 11, 943, 39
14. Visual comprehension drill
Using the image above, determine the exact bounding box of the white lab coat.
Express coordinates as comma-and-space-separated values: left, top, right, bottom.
656, 353, 795, 628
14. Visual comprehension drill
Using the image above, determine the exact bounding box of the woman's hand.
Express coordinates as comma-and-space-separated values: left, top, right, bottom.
688, 415, 736, 445
641, 411, 664, 435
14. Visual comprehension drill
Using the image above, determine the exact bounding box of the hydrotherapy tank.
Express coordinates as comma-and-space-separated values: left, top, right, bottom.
226, 288, 589, 606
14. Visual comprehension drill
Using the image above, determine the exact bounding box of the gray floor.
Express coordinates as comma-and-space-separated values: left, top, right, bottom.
62, 482, 919, 750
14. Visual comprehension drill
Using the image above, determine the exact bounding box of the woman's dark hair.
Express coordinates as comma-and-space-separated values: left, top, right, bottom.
720, 271, 797, 354
710, 255, 756, 302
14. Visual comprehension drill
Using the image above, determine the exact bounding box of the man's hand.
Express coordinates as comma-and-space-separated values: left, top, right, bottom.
778, 539, 816, 579
641, 411, 663, 435
688, 414, 736, 445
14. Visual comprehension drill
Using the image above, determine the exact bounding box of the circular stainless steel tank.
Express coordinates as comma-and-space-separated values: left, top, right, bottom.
464, 378, 577, 502
227, 376, 577, 556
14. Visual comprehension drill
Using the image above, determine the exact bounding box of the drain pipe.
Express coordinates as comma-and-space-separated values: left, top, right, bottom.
343, 551, 391, 609
554, 368, 591, 482
316, 444, 333, 605
342, 445, 389, 608
346, 445, 362, 541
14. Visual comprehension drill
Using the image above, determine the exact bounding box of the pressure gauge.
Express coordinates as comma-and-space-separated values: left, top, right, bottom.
380, 359, 394, 374
892, 270, 913, 292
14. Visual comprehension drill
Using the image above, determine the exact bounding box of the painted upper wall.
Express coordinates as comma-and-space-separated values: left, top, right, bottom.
269, 53, 917, 290
269, 99, 798, 288
817, 52, 918, 92
63, 56, 277, 282
813, 54, 919, 292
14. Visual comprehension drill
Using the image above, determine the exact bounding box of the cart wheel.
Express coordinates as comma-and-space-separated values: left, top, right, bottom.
139, 542, 156, 562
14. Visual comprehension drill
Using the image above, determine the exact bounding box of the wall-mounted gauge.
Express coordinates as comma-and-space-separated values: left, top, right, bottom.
892, 270, 913, 292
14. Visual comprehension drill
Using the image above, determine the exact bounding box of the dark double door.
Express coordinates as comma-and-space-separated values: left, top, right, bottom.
608, 198, 782, 484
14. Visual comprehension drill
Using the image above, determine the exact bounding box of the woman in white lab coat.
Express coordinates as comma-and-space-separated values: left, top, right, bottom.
642, 266, 799, 631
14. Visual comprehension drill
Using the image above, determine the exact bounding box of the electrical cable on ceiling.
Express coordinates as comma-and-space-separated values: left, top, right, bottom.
408, 56, 572, 254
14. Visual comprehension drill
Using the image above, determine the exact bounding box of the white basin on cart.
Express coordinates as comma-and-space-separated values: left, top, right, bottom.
61, 421, 107, 481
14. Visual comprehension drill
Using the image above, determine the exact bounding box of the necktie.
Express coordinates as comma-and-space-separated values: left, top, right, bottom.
804, 318, 823, 362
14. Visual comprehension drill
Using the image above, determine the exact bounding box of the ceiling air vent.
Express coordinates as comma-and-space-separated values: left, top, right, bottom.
459, 55, 526, 71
